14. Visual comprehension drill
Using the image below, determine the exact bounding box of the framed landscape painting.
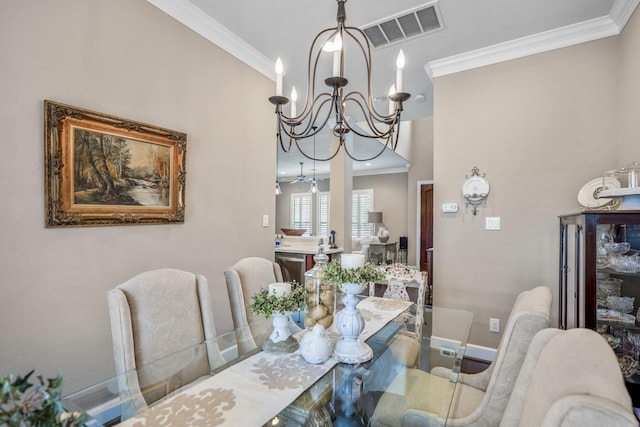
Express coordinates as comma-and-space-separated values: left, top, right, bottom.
44, 100, 186, 227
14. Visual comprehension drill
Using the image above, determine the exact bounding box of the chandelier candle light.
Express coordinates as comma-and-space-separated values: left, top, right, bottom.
268, 0, 411, 162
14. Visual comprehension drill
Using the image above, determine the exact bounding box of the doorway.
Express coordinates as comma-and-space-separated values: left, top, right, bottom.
419, 183, 434, 305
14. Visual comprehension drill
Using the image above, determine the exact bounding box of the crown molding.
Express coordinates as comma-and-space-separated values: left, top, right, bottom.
425, 0, 639, 80
353, 165, 411, 177
610, 0, 640, 27
145, 0, 275, 81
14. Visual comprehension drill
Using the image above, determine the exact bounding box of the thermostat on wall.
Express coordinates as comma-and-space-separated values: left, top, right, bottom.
441, 203, 458, 213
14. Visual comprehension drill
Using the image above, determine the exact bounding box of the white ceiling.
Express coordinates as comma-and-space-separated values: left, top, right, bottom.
147, 0, 637, 179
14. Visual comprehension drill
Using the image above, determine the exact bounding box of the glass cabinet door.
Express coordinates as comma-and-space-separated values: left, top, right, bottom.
560, 211, 640, 402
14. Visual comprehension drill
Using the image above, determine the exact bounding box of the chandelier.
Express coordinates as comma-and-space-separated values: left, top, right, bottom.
268, 0, 410, 162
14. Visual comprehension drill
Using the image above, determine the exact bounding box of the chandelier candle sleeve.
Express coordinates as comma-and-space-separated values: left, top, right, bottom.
388, 85, 396, 115
269, 282, 291, 298
332, 34, 342, 77
396, 50, 405, 92
290, 86, 297, 117
275, 58, 284, 96
341, 254, 365, 269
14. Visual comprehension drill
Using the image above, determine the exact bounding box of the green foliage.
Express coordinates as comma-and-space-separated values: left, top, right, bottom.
0, 370, 90, 427
250, 281, 306, 319
323, 260, 385, 290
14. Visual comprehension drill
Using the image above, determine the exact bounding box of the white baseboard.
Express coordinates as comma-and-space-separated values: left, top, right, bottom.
221, 343, 239, 361
465, 344, 497, 362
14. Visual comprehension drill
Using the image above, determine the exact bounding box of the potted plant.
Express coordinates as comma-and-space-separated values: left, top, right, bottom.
249, 281, 306, 354
0, 370, 89, 427
249, 281, 306, 319
323, 259, 385, 292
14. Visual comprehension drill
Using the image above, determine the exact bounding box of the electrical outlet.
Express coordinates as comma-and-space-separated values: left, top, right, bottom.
440, 347, 456, 358
262, 214, 269, 227
490, 318, 500, 333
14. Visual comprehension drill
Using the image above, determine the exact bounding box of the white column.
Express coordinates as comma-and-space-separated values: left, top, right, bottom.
329, 133, 353, 253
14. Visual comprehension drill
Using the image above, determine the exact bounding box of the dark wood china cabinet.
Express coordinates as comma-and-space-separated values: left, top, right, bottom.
559, 211, 640, 404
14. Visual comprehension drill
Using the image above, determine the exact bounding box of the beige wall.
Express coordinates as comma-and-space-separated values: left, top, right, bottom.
432, 19, 639, 347
619, 9, 640, 162
0, 0, 275, 391
354, 173, 409, 245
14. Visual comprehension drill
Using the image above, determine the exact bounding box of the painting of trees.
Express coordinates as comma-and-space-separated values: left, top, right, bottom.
73, 129, 171, 206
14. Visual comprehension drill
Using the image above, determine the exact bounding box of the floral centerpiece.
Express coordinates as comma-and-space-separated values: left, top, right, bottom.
0, 370, 89, 427
250, 281, 305, 354
323, 259, 385, 291
249, 281, 306, 319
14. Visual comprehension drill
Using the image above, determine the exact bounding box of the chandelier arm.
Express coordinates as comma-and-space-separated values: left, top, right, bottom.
275, 117, 295, 153
280, 91, 331, 132
340, 114, 404, 161
338, 97, 398, 142
299, 28, 339, 121
297, 94, 334, 137
342, 91, 398, 133
276, 133, 295, 158
340, 133, 393, 162
294, 137, 344, 162
342, 26, 389, 120
279, 95, 334, 140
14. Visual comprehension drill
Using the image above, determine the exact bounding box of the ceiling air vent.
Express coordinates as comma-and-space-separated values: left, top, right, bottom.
362, 2, 443, 49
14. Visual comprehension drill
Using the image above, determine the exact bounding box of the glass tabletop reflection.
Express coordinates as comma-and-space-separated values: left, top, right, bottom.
63, 304, 473, 427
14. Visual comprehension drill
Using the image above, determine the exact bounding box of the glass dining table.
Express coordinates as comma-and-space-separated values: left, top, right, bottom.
63, 298, 473, 426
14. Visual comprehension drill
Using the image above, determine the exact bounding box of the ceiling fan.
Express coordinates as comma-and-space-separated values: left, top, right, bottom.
289, 161, 319, 193
290, 162, 316, 184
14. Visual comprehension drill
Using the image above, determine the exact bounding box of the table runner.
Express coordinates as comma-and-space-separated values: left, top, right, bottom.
117, 297, 411, 426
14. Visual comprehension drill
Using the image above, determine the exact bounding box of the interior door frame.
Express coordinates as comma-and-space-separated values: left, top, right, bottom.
415, 180, 434, 266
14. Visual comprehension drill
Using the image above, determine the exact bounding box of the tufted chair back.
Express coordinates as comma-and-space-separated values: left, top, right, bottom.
500, 328, 636, 427
108, 268, 225, 419
225, 257, 299, 355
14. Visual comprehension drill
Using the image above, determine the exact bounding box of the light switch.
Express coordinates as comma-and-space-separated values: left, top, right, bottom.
485, 217, 501, 230
262, 214, 269, 227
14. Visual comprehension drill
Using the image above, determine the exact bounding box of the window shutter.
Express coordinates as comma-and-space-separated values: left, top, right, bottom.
352, 189, 374, 239
317, 192, 330, 237
290, 193, 312, 234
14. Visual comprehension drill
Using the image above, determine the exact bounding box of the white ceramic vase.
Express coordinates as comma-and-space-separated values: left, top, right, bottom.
262, 312, 299, 354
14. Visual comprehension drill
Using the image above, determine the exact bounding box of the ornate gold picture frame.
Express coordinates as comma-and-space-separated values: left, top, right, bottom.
44, 100, 186, 227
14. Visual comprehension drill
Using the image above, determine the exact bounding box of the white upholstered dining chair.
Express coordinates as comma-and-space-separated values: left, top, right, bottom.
224, 257, 301, 355
371, 285, 552, 427
107, 268, 226, 420
499, 327, 636, 427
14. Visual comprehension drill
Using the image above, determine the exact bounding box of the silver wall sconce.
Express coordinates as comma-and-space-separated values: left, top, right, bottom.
462, 167, 490, 215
